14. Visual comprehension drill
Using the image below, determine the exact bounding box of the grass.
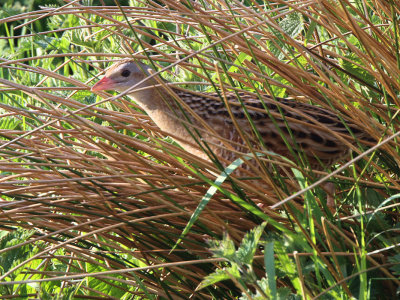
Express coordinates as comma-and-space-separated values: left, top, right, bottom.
0, 0, 399, 298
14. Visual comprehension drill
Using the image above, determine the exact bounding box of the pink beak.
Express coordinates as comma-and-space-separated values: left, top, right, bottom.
91, 76, 114, 92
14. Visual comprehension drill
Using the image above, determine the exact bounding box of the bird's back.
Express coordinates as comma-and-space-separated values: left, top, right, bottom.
170, 87, 368, 167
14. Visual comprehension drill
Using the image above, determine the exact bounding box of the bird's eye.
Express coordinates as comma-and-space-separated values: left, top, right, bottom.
121, 70, 131, 77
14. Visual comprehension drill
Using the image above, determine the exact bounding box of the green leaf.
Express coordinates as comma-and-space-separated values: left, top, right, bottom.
208, 232, 237, 260
197, 265, 240, 290
0, 229, 35, 273
264, 242, 277, 298
239, 278, 296, 300
305, 19, 318, 43
33, 36, 55, 50
236, 222, 267, 264
388, 254, 400, 275
275, 242, 303, 294
341, 54, 376, 88
279, 12, 304, 38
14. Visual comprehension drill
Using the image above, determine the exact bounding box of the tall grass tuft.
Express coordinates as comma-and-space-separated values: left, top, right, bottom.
0, 0, 399, 298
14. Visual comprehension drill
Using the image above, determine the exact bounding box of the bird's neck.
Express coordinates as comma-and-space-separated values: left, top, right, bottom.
127, 85, 186, 127
127, 86, 208, 158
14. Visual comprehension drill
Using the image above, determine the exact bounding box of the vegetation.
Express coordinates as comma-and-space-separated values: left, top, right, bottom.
0, 0, 399, 298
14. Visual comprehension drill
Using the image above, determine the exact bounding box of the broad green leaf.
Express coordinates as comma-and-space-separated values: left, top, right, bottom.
197, 265, 240, 290
208, 232, 236, 260
236, 222, 267, 264
279, 12, 304, 38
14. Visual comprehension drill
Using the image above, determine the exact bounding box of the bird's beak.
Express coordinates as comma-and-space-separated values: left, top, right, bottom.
91, 76, 114, 92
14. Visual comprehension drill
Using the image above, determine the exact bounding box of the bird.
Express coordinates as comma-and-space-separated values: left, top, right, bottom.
91, 60, 371, 207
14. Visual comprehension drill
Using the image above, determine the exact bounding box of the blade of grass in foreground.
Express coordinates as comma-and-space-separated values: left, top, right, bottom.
173, 152, 292, 251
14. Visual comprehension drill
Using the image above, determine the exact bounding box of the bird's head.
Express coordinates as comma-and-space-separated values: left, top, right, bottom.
91, 60, 155, 94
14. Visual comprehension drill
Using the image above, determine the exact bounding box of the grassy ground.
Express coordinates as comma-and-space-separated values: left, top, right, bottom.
0, 0, 399, 298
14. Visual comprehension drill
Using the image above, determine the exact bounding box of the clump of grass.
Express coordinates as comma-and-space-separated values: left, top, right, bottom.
0, 0, 399, 298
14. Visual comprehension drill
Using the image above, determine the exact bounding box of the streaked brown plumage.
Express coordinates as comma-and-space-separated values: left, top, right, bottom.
91, 60, 369, 171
